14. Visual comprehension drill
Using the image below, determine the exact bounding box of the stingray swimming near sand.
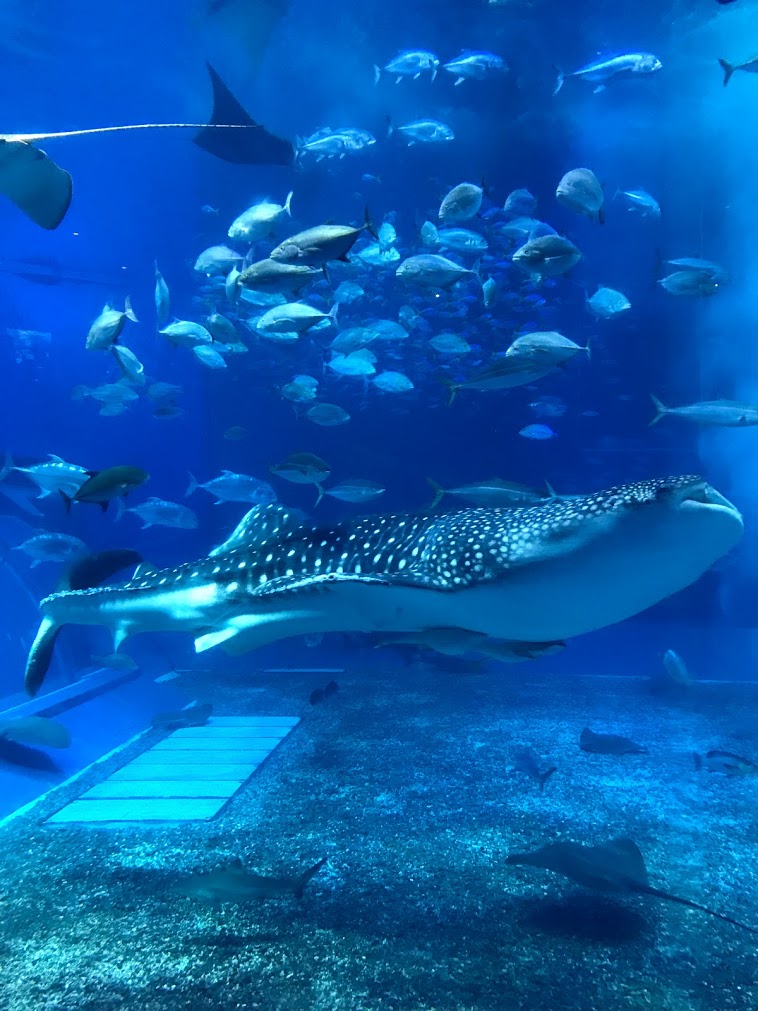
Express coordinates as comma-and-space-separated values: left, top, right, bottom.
507, 836, 758, 934
0, 63, 294, 230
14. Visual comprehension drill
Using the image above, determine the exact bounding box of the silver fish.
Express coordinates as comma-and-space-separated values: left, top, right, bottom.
376, 50, 439, 84
650, 396, 758, 427
85, 298, 138, 351
270, 210, 376, 266
154, 262, 170, 326
238, 258, 322, 295
556, 168, 604, 223
555, 52, 662, 95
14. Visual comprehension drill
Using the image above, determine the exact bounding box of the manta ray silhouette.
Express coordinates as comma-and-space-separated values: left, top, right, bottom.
0, 64, 293, 230
506, 837, 758, 934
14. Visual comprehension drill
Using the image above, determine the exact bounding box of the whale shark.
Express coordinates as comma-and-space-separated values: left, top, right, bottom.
24, 476, 743, 695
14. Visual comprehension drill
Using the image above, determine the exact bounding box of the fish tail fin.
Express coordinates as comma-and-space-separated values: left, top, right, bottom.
693, 752, 702, 772
426, 477, 445, 509
185, 472, 198, 497
314, 483, 324, 506
25, 616, 62, 697
59, 489, 73, 513
539, 767, 557, 791
114, 497, 126, 522
294, 857, 327, 899
718, 58, 734, 87
0, 452, 13, 482
544, 480, 559, 499
124, 295, 138, 323
552, 66, 565, 96
373, 64, 381, 85
364, 206, 378, 239
423, 221, 440, 246
638, 881, 758, 935
283, 190, 293, 216
584, 338, 592, 361
385, 114, 393, 138
328, 302, 339, 325
649, 393, 667, 426
445, 381, 458, 406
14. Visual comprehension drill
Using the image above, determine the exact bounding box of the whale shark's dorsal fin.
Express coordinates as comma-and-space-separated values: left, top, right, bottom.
210, 503, 306, 557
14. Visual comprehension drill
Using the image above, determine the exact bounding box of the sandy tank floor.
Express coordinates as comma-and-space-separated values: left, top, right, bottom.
0, 661, 757, 1011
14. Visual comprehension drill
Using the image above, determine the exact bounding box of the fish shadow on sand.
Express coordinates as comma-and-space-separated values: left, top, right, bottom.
512, 893, 649, 943
0, 738, 62, 776
189, 931, 285, 949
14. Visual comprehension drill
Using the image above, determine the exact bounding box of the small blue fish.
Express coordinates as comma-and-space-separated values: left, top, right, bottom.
519, 424, 557, 441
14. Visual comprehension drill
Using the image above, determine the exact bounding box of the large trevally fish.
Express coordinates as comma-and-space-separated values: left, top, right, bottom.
25, 477, 742, 695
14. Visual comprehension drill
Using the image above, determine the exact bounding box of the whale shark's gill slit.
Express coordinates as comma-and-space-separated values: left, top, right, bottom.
251, 571, 395, 599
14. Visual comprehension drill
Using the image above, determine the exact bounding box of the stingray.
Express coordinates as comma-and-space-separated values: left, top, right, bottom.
0, 63, 293, 230
0, 715, 70, 749
580, 727, 647, 755
506, 836, 758, 934
151, 701, 213, 731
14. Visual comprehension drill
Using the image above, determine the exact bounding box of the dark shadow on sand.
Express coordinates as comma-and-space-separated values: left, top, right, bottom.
514, 892, 652, 943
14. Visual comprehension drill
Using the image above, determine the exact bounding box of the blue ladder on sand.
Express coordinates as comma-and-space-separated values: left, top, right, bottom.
45, 715, 300, 825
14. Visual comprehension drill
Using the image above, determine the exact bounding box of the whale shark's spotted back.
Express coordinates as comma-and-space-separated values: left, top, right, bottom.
43, 475, 711, 607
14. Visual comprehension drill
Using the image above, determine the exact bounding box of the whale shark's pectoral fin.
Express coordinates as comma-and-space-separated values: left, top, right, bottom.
194, 620, 256, 653
193, 572, 398, 655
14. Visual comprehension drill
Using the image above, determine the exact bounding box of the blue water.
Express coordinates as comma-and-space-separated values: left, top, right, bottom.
4, 1, 755, 694
0, 4, 753, 682
3, 3, 758, 1006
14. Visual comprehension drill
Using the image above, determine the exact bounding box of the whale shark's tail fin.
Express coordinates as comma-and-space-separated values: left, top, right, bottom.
24, 548, 142, 697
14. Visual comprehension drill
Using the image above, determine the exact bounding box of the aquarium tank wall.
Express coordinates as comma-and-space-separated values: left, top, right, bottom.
0, 1, 756, 1009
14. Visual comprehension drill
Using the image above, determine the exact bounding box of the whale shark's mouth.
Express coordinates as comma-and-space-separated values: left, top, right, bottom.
675, 480, 740, 520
